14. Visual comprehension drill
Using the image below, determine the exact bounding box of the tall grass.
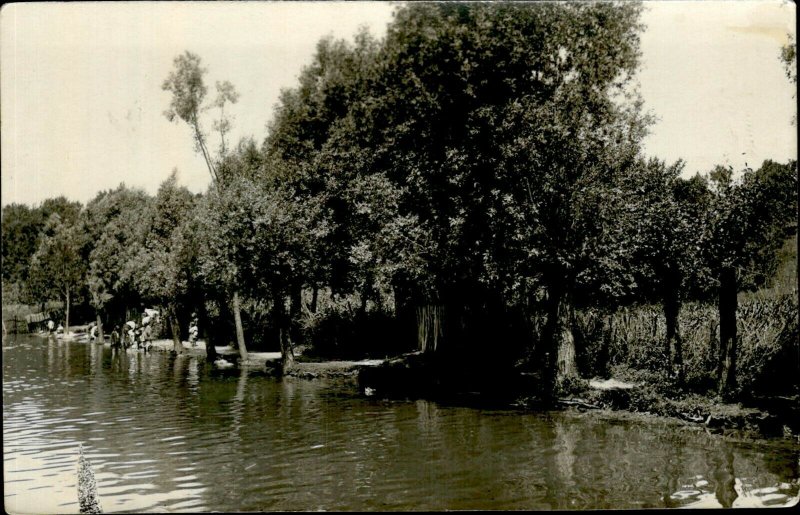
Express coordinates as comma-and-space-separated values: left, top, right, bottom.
575, 290, 799, 397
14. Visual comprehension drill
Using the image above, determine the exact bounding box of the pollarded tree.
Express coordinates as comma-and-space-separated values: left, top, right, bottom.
700, 160, 797, 398
604, 158, 706, 384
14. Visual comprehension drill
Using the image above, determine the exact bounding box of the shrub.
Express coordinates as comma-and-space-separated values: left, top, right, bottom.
301, 302, 413, 360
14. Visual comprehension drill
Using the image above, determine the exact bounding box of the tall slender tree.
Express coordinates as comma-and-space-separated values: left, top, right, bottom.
162, 51, 247, 360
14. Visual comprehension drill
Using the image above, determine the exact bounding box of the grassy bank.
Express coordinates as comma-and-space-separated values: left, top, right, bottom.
574, 291, 799, 399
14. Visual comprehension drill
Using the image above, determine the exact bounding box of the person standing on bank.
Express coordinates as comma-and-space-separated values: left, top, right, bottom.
110, 326, 120, 349
188, 313, 199, 347
126, 320, 137, 349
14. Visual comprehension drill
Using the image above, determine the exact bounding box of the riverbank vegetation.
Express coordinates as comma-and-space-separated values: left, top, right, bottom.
2, 3, 797, 409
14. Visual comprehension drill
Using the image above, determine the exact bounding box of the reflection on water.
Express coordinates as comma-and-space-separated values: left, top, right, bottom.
3, 334, 800, 512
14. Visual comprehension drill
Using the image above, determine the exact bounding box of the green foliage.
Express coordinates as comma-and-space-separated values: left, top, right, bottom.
2, 197, 82, 298
3, 5, 796, 404
195, 173, 328, 302
212, 80, 240, 157
162, 51, 207, 126
265, 1, 650, 316
130, 172, 196, 314
698, 160, 797, 292
28, 212, 86, 307
81, 185, 151, 321
2, 203, 45, 291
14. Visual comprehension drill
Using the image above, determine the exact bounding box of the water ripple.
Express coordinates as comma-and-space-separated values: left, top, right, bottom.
4, 334, 799, 512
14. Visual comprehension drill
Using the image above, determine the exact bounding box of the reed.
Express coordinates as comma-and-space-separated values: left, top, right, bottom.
574, 290, 799, 396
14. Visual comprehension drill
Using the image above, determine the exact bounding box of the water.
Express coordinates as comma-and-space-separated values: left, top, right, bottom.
3, 334, 799, 513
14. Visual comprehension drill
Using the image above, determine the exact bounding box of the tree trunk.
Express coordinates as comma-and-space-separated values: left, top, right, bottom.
540, 278, 579, 399
540, 282, 561, 401
555, 292, 579, 385
310, 286, 319, 314
200, 299, 217, 362
663, 268, 684, 384
359, 282, 371, 316
718, 266, 738, 398
65, 284, 71, 336
232, 290, 248, 361
274, 296, 294, 373
289, 283, 303, 347
169, 304, 183, 354
417, 304, 445, 354
393, 283, 417, 350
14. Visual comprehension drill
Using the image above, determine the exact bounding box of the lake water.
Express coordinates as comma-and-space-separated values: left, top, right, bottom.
3, 334, 799, 512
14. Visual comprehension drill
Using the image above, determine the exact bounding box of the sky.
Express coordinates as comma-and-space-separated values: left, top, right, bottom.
1, 0, 796, 208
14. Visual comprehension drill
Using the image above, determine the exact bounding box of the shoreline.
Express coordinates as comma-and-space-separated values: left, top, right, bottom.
25, 331, 800, 441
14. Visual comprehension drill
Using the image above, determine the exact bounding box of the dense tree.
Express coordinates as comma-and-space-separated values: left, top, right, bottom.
312, 2, 648, 395
264, 30, 386, 303
4, 3, 795, 408
195, 172, 328, 370
80, 185, 152, 340
2, 197, 82, 298
128, 171, 196, 353
261, 2, 651, 395
28, 213, 86, 334
2, 204, 45, 290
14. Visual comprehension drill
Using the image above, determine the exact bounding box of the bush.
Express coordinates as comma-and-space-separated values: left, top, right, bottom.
301, 304, 413, 360
735, 292, 799, 396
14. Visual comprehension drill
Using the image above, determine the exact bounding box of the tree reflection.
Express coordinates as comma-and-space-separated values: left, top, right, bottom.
708, 444, 738, 508
553, 417, 578, 491
660, 437, 685, 508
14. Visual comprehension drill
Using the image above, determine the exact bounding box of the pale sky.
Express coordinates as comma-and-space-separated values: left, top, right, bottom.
1, 1, 796, 208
